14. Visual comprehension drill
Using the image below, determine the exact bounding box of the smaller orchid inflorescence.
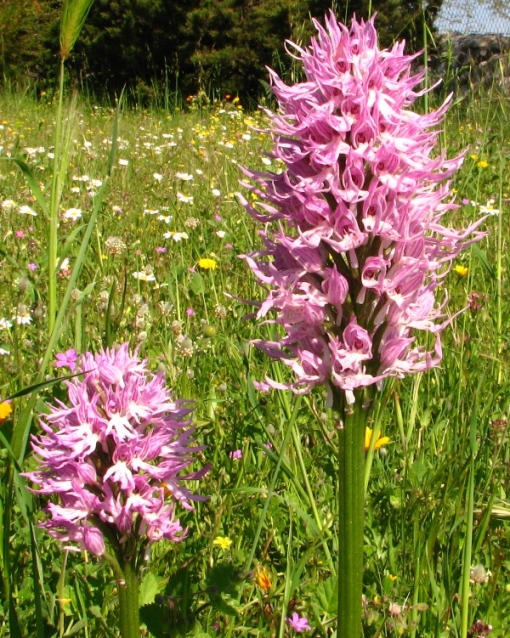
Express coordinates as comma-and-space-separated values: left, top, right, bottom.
23, 343, 207, 556
239, 12, 485, 405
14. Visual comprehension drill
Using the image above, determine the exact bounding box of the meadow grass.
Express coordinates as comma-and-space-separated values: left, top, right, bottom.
0, 85, 510, 637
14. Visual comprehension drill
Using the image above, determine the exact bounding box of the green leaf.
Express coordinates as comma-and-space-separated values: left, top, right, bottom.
0, 157, 48, 216
313, 576, 338, 615
208, 593, 239, 617
64, 619, 88, 636
189, 272, 205, 296
139, 571, 161, 607
207, 563, 245, 595
472, 245, 495, 279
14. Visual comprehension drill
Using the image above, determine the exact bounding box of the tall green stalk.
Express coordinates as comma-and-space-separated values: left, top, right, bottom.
47, 58, 66, 337
48, 0, 95, 336
118, 557, 140, 638
460, 389, 479, 638
336, 390, 369, 636
105, 550, 140, 638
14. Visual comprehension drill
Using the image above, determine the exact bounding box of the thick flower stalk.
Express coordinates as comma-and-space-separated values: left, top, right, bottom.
239, 12, 485, 407
23, 343, 207, 638
239, 12, 485, 636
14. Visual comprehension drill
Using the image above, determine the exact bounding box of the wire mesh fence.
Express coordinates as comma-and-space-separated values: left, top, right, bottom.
435, 0, 510, 35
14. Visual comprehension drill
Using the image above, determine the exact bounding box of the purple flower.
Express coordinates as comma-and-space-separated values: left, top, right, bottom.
55, 349, 78, 371
229, 450, 242, 460
286, 612, 311, 633
28, 262, 38, 271
23, 343, 208, 556
186, 308, 195, 316
239, 13, 486, 405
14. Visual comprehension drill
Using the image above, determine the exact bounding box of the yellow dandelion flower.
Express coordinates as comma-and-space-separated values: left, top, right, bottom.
255, 565, 273, 591
364, 427, 390, 452
0, 401, 12, 423
454, 265, 468, 277
477, 160, 489, 168
198, 258, 217, 270
470, 154, 478, 160
212, 536, 233, 550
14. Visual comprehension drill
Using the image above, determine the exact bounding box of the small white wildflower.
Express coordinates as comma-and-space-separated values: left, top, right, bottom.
261, 157, 272, 166
14, 305, 32, 325
216, 230, 226, 238
177, 192, 194, 204
63, 207, 82, 221
153, 173, 163, 182
18, 205, 37, 217
164, 231, 189, 242
211, 188, 221, 197
0, 318, 13, 330
175, 172, 193, 181
1, 199, 16, 211
118, 159, 129, 166
479, 200, 500, 216
132, 271, 156, 282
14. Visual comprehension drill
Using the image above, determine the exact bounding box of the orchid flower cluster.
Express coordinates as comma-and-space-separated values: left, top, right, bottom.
23, 344, 207, 556
239, 12, 485, 404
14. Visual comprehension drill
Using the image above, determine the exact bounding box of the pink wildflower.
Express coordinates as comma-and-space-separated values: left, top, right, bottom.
239, 12, 485, 405
23, 343, 208, 556
253, 380, 271, 393
55, 349, 78, 371
229, 450, 242, 460
286, 613, 311, 633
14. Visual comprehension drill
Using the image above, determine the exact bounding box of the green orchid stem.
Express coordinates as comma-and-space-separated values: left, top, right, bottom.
337, 392, 367, 637
116, 555, 140, 638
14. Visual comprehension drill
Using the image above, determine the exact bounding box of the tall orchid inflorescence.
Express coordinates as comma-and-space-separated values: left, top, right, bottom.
239, 13, 485, 405
23, 343, 207, 557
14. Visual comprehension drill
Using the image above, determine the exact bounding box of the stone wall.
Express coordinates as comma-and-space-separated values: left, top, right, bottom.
426, 33, 510, 94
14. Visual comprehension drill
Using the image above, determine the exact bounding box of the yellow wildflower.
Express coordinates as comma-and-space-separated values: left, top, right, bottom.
364, 427, 390, 452
477, 160, 489, 168
0, 401, 12, 423
255, 565, 272, 591
212, 536, 233, 550
198, 258, 217, 270
454, 265, 468, 277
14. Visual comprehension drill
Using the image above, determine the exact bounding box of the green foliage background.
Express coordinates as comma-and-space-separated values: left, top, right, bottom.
0, 0, 443, 103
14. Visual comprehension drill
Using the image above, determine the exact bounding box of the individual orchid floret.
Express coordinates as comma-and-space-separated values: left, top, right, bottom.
240, 12, 486, 404
23, 343, 208, 556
